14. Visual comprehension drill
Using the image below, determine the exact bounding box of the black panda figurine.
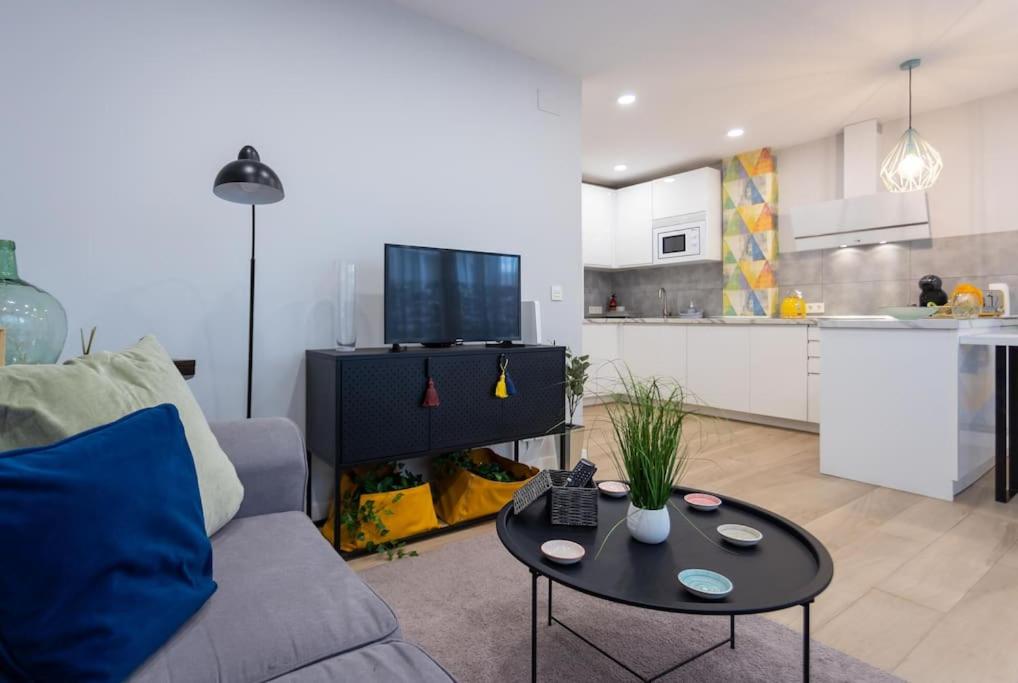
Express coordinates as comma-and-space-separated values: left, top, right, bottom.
919, 274, 948, 307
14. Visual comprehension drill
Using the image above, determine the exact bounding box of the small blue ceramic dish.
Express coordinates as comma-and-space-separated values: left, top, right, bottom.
678, 569, 733, 600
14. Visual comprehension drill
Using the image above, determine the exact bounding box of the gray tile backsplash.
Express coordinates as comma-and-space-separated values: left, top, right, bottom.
586, 230, 1018, 317
585, 263, 722, 317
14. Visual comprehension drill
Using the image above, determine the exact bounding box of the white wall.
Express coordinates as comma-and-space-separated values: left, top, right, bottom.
777, 87, 1018, 239
1, 0, 581, 517
0, 0, 580, 411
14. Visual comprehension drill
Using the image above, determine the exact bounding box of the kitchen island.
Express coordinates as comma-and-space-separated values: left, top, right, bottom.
819, 317, 1018, 500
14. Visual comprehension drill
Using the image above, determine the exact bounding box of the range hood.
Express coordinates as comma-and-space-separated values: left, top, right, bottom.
790, 120, 930, 251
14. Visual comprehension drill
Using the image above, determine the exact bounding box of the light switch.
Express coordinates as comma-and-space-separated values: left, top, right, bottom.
550, 285, 563, 301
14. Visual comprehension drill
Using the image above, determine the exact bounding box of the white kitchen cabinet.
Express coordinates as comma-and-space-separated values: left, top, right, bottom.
613, 182, 653, 268
652, 168, 721, 220
686, 326, 750, 412
748, 326, 808, 421
581, 183, 615, 268
582, 323, 622, 397
621, 324, 687, 387
807, 374, 821, 423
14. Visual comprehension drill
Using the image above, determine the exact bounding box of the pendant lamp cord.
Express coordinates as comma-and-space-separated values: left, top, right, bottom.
908, 65, 913, 129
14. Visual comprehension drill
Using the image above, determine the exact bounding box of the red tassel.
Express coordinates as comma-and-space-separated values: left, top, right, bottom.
422, 377, 440, 407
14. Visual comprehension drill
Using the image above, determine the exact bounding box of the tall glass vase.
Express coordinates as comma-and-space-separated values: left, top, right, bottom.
335, 261, 357, 351
0, 240, 68, 365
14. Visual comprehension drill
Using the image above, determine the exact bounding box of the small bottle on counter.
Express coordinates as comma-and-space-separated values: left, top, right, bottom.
607, 293, 618, 312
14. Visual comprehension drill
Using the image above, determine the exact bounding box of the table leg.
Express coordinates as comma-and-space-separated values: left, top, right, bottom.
1010, 348, 1018, 500
305, 448, 313, 518
730, 614, 735, 649
531, 570, 538, 683
332, 462, 341, 552
548, 578, 553, 626
996, 346, 1010, 503
803, 603, 811, 682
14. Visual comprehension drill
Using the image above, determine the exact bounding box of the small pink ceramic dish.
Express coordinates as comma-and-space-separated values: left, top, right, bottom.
683, 493, 722, 511
597, 481, 630, 498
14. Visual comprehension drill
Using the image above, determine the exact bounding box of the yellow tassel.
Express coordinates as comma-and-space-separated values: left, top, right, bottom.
495, 371, 508, 399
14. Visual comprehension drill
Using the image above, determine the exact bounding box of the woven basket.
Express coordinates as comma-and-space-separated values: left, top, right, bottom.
548, 470, 598, 526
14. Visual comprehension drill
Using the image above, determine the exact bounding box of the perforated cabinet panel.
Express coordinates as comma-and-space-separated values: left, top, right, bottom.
339, 357, 429, 463
501, 349, 565, 439
429, 354, 504, 450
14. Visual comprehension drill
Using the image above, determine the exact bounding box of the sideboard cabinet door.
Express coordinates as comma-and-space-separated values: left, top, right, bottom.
501, 349, 565, 440
429, 353, 504, 450
339, 357, 429, 463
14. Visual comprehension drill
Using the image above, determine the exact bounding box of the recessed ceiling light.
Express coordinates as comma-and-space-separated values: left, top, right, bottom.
726, 128, 745, 138
839, 244, 848, 249
617, 93, 637, 106
662, 177, 676, 183
879, 240, 888, 244
613, 164, 628, 172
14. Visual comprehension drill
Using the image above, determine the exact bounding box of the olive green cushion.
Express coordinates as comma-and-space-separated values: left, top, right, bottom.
0, 335, 243, 535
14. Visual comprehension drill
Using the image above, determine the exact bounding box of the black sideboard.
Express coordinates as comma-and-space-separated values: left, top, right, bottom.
305, 344, 568, 551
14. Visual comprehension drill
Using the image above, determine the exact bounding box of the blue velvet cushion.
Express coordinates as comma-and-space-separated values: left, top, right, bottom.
0, 404, 217, 682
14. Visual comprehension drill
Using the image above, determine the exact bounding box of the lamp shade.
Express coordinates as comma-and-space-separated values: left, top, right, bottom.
213, 146, 284, 205
879, 58, 942, 193
879, 127, 943, 193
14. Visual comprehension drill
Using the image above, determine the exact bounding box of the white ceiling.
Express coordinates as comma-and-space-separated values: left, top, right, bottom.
393, 0, 1018, 186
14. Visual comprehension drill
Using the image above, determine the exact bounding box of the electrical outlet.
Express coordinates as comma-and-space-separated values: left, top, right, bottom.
550, 285, 563, 301
806, 302, 825, 314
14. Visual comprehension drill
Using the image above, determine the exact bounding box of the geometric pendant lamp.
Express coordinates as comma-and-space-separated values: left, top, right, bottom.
880, 58, 943, 192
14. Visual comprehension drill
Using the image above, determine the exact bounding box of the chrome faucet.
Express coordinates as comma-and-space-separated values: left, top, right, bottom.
658, 287, 670, 317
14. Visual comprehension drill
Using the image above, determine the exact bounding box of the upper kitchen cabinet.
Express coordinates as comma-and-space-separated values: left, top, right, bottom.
581, 183, 615, 268
652, 167, 721, 219
614, 182, 653, 268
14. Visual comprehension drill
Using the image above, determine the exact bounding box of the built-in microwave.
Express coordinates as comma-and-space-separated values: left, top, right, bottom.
652, 212, 708, 264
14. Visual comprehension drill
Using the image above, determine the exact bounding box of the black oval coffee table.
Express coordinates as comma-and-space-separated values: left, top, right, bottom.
496, 485, 833, 682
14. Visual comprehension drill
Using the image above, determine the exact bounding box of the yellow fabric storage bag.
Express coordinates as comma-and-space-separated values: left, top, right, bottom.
433, 448, 539, 525
321, 474, 439, 551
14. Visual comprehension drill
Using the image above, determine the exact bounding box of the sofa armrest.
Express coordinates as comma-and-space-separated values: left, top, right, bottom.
210, 417, 307, 520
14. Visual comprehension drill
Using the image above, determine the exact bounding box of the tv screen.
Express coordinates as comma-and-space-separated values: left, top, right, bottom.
384, 244, 521, 344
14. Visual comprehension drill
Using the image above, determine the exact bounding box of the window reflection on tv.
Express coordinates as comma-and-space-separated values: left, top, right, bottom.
384, 244, 521, 344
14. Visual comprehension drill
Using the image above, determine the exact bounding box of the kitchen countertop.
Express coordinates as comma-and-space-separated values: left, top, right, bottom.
584, 316, 819, 326
817, 317, 1018, 330
584, 315, 1018, 330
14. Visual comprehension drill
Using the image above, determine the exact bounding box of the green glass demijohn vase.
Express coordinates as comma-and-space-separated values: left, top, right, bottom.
0, 240, 67, 364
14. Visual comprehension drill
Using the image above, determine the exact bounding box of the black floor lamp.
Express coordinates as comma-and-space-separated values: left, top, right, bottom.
213, 146, 284, 419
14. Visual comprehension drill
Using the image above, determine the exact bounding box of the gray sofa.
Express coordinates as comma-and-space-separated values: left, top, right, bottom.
129, 417, 454, 683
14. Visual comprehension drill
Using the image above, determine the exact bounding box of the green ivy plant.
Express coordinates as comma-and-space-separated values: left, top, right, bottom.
434, 451, 525, 483
339, 463, 422, 560
565, 348, 591, 426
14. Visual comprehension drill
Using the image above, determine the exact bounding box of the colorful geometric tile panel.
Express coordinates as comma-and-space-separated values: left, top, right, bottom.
722, 147, 778, 316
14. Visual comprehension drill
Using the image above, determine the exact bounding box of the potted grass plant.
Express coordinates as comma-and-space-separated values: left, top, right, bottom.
606, 371, 691, 544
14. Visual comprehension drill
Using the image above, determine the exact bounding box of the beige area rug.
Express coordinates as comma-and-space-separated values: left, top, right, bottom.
361, 531, 900, 682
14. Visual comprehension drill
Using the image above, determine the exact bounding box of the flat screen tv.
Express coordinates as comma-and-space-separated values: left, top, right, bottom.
384, 244, 521, 345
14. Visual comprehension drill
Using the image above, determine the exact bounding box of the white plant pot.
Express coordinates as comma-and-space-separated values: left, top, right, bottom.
626, 503, 670, 544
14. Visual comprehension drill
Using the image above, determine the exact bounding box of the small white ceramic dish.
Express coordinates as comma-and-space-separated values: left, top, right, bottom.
598, 481, 630, 498
683, 492, 722, 511
540, 539, 585, 565
678, 568, 733, 599
717, 523, 763, 547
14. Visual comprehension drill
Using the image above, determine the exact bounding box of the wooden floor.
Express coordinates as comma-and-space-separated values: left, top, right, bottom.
350, 405, 1018, 682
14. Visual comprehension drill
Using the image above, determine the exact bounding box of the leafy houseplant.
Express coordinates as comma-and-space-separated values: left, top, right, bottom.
434, 451, 526, 483
564, 349, 590, 426
339, 463, 422, 560
606, 371, 691, 544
